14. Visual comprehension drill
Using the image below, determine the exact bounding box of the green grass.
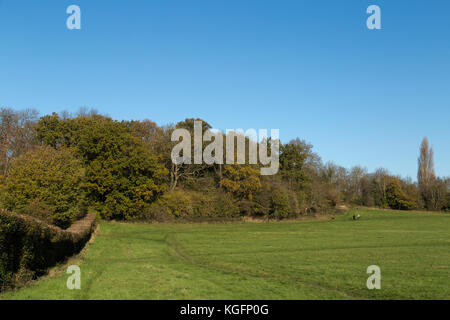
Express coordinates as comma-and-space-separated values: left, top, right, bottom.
1, 209, 449, 300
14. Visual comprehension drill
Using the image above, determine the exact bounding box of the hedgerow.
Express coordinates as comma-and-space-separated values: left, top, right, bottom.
140, 190, 240, 221
0, 210, 96, 291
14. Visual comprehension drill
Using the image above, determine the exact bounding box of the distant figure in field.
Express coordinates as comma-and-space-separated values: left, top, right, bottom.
352, 214, 356, 221
357, 214, 361, 220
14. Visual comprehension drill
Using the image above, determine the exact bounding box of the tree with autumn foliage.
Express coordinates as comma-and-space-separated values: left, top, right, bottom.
35, 113, 168, 220
2, 146, 87, 228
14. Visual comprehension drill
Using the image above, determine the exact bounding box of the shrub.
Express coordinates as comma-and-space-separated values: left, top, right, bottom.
220, 165, 261, 200
238, 200, 268, 217
246, 180, 299, 220
140, 203, 175, 222
270, 189, 291, 219
2, 146, 87, 229
139, 190, 240, 221
158, 190, 195, 218
213, 192, 240, 218
0, 210, 96, 291
442, 193, 450, 212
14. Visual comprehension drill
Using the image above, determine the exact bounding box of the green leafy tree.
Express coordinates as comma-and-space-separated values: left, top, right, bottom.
36, 114, 168, 220
279, 142, 309, 190
2, 146, 86, 228
386, 178, 416, 210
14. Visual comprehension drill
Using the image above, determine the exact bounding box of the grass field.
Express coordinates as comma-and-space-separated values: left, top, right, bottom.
1, 209, 449, 300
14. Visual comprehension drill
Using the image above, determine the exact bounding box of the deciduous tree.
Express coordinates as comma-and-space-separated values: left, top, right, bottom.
2, 146, 86, 228
35, 114, 168, 220
418, 137, 435, 210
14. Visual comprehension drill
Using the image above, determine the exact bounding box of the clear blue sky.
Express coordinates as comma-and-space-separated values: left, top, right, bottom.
0, 0, 449, 179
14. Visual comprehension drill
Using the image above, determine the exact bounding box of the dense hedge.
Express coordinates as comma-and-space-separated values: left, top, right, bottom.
140, 190, 240, 221
0, 210, 96, 290
139, 186, 301, 222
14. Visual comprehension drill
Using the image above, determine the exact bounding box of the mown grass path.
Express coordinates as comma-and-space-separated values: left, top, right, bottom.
2, 209, 449, 299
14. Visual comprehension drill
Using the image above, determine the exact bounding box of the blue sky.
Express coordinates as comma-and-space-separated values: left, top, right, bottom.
0, 0, 449, 179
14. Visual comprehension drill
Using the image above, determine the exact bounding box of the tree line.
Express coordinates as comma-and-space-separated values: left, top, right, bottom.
0, 107, 449, 227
